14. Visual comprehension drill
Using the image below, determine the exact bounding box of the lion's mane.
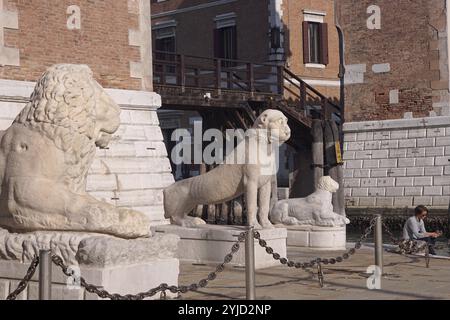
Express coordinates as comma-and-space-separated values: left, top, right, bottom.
14, 64, 104, 192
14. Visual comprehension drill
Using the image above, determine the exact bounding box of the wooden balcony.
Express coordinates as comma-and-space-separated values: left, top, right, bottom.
153, 50, 342, 136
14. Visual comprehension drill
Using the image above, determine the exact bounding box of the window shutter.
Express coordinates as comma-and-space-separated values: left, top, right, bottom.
231, 26, 237, 60
319, 23, 329, 65
213, 28, 220, 58
302, 21, 310, 64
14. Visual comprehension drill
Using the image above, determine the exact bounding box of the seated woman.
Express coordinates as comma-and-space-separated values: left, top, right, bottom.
403, 205, 442, 255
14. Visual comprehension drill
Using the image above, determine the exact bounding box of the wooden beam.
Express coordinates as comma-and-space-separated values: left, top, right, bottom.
311, 120, 324, 188
324, 120, 345, 216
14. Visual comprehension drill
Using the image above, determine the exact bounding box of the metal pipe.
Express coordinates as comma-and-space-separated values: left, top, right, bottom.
334, 0, 346, 144
374, 215, 383, 275
245, 226, 256, 300
425, 246, 430, 268
39, 250, 52, 300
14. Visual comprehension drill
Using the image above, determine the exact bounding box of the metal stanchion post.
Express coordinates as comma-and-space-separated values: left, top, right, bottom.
245, 226, 256, 300
425, 246, 430, 268
39, 250, 52, 300
374, 214, 383, 275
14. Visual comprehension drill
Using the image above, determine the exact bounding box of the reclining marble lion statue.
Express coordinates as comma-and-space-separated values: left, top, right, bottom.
270, 176, 350, 227
164, 109, 291, 229
0, 64, 150, 238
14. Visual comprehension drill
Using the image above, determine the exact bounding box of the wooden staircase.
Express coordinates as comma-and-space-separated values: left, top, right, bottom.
153, 51, 342, 149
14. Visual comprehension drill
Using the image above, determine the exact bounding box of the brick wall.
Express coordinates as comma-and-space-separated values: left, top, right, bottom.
1, 0, 145, 90
152, 0, 341, 99
283, 0, 339, 84
343, 117, 450, 209
338, 0, 449, 121
152, 0, 270, 63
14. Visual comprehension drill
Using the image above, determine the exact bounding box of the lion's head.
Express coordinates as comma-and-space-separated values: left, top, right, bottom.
15, 64, 120, 146
14, 64, 121, 191
252, 109, 291, 144
316, 176, 339, 193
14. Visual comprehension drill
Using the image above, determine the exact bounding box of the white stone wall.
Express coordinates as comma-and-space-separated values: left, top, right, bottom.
343, 117, 450, 209
0, 79, 174, 225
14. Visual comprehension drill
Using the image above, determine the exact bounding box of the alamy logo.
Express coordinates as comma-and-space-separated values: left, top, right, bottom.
366, 265, 382, 290
170, 122, 282, 176
367, 5, 381, 30
66, 265, 81, 290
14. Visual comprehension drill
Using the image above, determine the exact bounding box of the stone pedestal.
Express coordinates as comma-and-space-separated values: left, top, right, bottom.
152, 224, 287, 269
279, 225, 346, 250
0, 229, 180, 300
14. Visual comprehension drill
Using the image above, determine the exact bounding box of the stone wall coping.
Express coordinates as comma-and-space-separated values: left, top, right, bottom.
0, 79, 161, 109
152, 224, 287, 242
344, 117, 450, 132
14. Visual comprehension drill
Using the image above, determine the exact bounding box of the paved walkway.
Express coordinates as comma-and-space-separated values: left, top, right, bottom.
177, 245, 450, 300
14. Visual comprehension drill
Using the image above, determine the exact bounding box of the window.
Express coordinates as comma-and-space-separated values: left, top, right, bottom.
302, 21, 329, 66
308, 22, 320, 63
214, 26, 237, 61
155, 36, 175, 54
213, 13, 237, 67
153, 21, 177, 80
153, 20, 177, 54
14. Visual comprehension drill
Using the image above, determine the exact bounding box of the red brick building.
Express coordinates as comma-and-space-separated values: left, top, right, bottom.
337, 0, 450, 212
337, 0, 448, 122
151, 0, 341, 100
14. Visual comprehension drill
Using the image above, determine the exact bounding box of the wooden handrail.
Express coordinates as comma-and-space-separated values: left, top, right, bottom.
283, 67, 341, 113
153, 50, 280, 70
152, 50, 342, 124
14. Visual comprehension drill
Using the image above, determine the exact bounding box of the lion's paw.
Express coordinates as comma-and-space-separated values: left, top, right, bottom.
282, 217, 299, 225
249, 220, 263, 230
173, 216, 206, 228
112, 208, 151, 238
260, 219, 275, 229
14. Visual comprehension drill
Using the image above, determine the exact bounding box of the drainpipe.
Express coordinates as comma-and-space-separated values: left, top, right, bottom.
447, 0, 450, 89
446, 0, 450, 242
334, 0, 345, 143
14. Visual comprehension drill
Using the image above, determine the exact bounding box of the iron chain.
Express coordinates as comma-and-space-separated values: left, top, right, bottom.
6, 256, 40, 300
254, 217, 377, 270
50, 231, 248, 300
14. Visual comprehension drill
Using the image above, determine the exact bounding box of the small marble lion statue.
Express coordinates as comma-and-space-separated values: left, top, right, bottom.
164, 109, 291, 229
270, 176, 350, 227
0, 64, 150, 238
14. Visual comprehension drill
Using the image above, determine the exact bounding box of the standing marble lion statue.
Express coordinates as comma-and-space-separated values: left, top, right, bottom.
0, 64, 150, 238
270, 176, 350, 227
164, 109, 291, 229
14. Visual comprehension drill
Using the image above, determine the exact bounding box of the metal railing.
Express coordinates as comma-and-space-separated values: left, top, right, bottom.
152, 51, 342, 122
282, 67, 342, 122
153, 51, 283, 96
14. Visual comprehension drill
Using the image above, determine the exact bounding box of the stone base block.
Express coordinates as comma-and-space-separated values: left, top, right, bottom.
278, 225, 346, 250
152, 224, 287, 269
0, 228, 180, 300
0, 258, 179, 300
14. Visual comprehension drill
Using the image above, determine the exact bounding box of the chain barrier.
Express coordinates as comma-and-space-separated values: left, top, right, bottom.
49, 231, 248, 300
6, 256, 40, 300
254, 217, 377, 287
6, 218, 445, 300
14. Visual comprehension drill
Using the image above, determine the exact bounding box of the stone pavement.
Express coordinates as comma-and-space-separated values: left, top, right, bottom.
177, 245, 450, 300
